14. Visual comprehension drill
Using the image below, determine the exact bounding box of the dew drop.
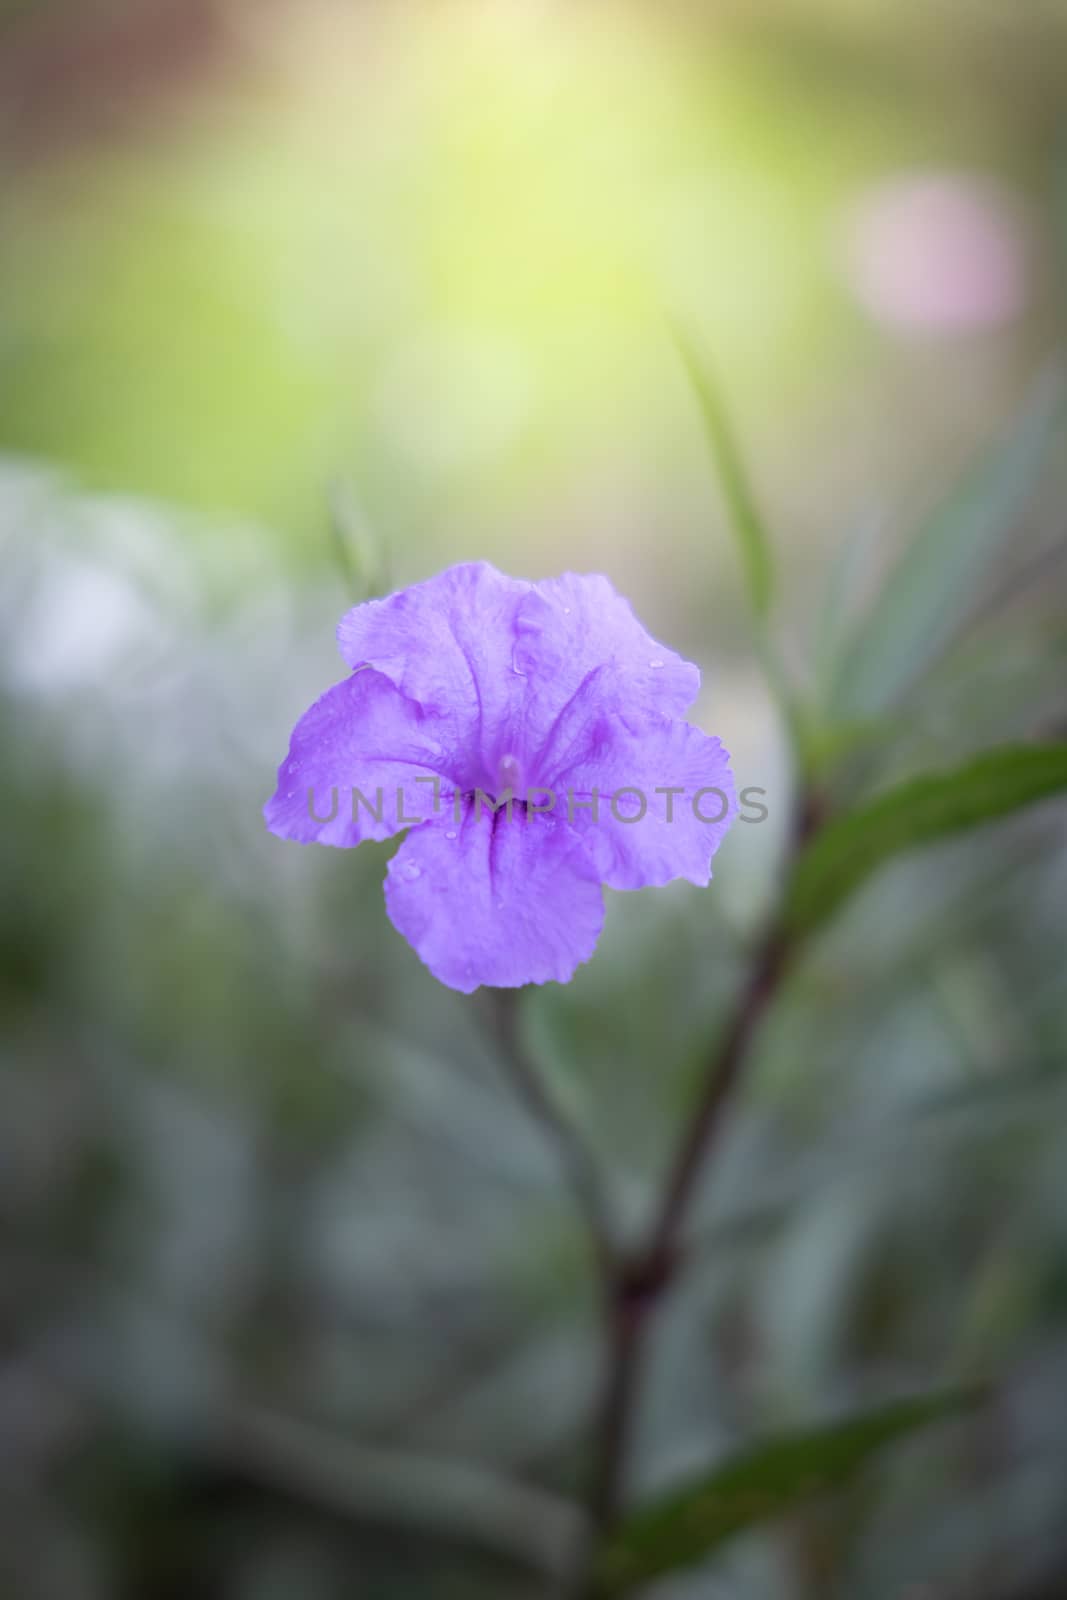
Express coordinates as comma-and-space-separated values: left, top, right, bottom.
562, 606, 572, 615
445, 829, 457, 840
401, 861, 422, 881
648, 658, 664, 669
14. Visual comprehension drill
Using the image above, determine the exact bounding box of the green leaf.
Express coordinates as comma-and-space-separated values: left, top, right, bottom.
812, 508, 883, 704
218, 1404, 584, 1582
786, 743, 1067, 936
327, 477, 390, 602
594, 1388, 980, 1595
828, 371, 1066, 720
676, 333, 775, 621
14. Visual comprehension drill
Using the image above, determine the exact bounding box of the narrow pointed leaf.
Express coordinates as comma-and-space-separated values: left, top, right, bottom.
813, 509, 883, 702
677, 334, 775, 620
327, 477, 390, 602
595, 1388, 980, 1595
829, 372, 1065, 719
786, 743, 1067, 935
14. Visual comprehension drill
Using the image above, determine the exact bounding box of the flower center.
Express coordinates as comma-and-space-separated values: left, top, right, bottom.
496, 752, 522, 798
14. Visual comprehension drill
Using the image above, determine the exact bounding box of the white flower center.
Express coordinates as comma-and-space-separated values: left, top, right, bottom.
496, 752, 522, 797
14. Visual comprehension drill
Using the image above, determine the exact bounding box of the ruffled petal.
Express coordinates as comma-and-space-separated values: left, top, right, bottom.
384, 801, 605, 993
557, 713, 737, 889
263, 668, 463, 847
336, 562, 700, 790
520, 570, 700, 744
337, 563, 518, 771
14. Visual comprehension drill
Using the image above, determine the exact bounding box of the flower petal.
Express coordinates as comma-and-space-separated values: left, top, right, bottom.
520, 570, 700, 742
263, 668, 462, 847
337, 562, 700, 788
559, 714, 737, 889
337, 562, 519, 753
384, 802, 605, 992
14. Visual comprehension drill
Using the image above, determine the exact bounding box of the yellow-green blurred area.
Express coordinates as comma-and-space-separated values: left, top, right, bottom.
1, 0, 1064, 561
3, 2, 1067, 1598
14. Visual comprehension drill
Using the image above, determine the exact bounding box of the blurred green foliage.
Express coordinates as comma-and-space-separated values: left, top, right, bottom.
3, 3, 1067, 1599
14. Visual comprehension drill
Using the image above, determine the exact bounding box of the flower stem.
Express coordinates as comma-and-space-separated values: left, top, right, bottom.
489, 988, 618, 1286
574, 787, 823, 1594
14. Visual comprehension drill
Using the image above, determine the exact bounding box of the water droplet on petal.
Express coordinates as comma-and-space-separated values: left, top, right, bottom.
562, 606, 572, 615
402, 861, 422, 881
648, 658, 664, 669
445, 829, 457, 840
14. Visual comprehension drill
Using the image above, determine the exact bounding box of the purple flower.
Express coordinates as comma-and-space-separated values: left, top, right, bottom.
264, 563, 736, 992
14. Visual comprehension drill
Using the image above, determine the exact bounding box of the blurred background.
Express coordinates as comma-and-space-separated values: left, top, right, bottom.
2, 1, 1067, 1596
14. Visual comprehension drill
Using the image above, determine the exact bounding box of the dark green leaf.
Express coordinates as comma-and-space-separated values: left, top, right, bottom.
828, 371, 1065, 720
595, 1388, 980, 1595
786, 743, 1067, 936
676, 333, 775, 620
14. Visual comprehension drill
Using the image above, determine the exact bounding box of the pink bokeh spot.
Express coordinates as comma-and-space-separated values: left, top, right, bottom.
844, 172, 1028, 334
